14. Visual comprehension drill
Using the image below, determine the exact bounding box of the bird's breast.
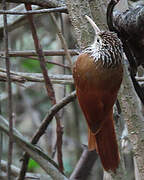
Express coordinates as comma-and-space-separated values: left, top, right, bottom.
73, 53, 123, 93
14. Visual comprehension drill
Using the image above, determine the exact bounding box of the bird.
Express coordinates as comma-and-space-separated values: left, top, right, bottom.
73, 15, 123, 172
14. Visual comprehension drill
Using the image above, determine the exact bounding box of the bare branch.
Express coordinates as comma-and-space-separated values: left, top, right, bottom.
0, 68, 73, 84
0, 133, 3, 176
0, 7, 67, 15
2, 0, 13, 179
0, 0, 66, 9
24, 4, 56, 103
70, 149, 103, 180
50, 14, 72, 69
0, 49, 79, 57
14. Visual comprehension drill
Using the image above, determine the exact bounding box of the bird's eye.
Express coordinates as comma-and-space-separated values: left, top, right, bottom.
97, 39, 100, 43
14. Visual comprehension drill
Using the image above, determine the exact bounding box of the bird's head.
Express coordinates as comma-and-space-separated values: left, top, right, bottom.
85, 15, 103, 50
84, 15, 123, 66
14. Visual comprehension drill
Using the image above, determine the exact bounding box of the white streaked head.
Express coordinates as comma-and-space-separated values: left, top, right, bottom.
84, 16, 123, 67
85, 15, 103, 58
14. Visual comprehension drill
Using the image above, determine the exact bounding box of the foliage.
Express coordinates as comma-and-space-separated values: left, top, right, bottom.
28, 158, 40, 171
22, 58, 54, 72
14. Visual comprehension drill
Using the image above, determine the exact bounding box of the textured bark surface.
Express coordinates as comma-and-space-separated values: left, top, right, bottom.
113, 4, 144, 177
65, 0, 93, 49
119, 65, 144, 179
89, 0, 108, 30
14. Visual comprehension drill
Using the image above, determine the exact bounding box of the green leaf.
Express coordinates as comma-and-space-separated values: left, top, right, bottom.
21, 59, 54, 72
28, 158, 40, 170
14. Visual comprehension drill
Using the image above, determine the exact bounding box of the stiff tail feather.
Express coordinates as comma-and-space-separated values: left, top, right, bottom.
88, 128, 98, 151
76, 88, 120, 171
88, 115, 120, 172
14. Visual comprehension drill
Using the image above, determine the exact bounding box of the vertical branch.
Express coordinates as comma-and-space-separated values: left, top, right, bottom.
0, 98, 2, 175
24, 4, 56, 104
50, 13, 72, 69
60, 14, 66, 114
2, 0, 13, 179
70, 149, 103, 180
18, 4, 64, 180
0, 134, 2, 173
56, 114, 64, 173
55, 14, 66, 174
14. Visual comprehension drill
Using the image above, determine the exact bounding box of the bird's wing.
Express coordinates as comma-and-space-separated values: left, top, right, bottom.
76, 87, 106, 135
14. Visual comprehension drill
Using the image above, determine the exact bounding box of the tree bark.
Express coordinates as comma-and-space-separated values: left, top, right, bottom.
89, 0, 108, 30
119, 64, 144, 178
65, 0, 93, 49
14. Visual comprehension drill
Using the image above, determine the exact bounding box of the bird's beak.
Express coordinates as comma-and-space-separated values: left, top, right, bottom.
85, 15, 100, 35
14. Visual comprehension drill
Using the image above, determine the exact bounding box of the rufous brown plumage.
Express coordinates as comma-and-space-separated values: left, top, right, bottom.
73, 16, 123, 172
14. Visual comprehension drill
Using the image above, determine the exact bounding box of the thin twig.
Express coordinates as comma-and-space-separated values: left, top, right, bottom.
51, 13, 67, 161
21, 56, 71, 69
0, 96, 2, 175
50, 14, 73, 69
1, 54, 71, 69
60, 12, 66, 116
0, 6, 67, 15
0, 49, 79, 57
54, 14, 66, 169
0, 68, 73, 84
0, 72, 73, 85
2, 0, 13, 179
0, 133, 2, 175
56, 117, 64, 173
25, 4, 56, 102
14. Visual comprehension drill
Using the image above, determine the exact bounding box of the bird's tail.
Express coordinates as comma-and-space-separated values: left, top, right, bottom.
88, 115, 120, 172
